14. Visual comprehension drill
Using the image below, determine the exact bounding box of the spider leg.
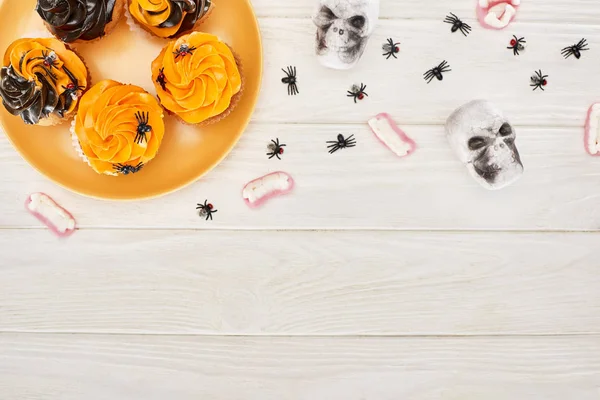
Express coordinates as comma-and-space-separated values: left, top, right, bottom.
292, 84, 299, 95
281, 68, 290, 77
444, 16, 457, 24
328, 145, 340, 154
293, 66, 297, 77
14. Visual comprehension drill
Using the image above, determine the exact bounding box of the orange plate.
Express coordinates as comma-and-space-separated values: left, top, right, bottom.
0, 0, 262, 200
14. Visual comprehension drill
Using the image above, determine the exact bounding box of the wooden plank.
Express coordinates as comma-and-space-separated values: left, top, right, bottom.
252, 0, 600, 24
2, 124, 600, 230
254, 19, 600, 126
1, 334, 600, 399
1, 230, 599, 335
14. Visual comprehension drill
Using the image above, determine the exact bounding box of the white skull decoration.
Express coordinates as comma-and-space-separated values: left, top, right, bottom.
445, 100, 524, 190
313, 0, 379, 70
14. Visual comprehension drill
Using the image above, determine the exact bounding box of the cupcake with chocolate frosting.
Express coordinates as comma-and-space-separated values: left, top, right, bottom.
151, 32, 242, 125
128, 0, 213, 38
72, 80, 165, 176
0, 38, 89, 126
36, 0, 125, 43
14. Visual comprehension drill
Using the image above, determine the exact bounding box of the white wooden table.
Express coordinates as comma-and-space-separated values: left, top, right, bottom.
2, 0, 600, 398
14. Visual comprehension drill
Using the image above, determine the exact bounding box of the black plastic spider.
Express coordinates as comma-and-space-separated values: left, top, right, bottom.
382, 38, 400, 59
327, 134, 356, 154
507, 35, 526, 56
196, 200, 218, 221
113, 162, 144, 175
267, 138, 286, 160
134, 111, 152, 144
530, 69, 548, 91
424, 60, 451, 83
173, 43, 197, 60
347, 83, 368, 103
32, 50, 59, 69
281, 66, 299, 96
444, 13, 471, 37
156, 68, 167, 91
61, 66, 85, 100
561, 38, 589, 59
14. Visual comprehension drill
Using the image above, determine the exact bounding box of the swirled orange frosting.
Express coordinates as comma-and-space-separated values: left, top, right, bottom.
74, 80, 165, 175
129, 0, 212, 39
0, 38, 88, 124
151, 32, 242, 124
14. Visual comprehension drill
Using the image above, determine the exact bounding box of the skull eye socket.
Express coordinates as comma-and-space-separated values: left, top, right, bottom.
499, 123, 513, 136
468, 136, 487, 151
319, 6, 336, 20
347, 15, 366, 30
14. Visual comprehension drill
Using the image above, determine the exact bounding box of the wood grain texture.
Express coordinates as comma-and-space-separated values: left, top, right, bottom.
1, 230, 599, 335
255, 19, 600, 126
3, 124, 600, 230
1, 334, 600, 400
252, 0, 600, 23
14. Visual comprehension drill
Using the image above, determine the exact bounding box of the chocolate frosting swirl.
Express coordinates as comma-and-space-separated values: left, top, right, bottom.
0, 65, 78, 125
36, 0, 117, 43
163, 0, 211, 33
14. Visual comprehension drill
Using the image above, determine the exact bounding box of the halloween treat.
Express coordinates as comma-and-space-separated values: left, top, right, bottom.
313, 0, 380, 70
243, 172, 294, 208
476, 0, 520, 30
128, 0, 213, 38
0, 38, 88, 126
151, 32, 242, 125
585, 103, 600, 156
36, 0, 125, 43
368, 113, 416, 158
445, 100, 523, 190
72, 79, 165, 176
25, 193, 76, 237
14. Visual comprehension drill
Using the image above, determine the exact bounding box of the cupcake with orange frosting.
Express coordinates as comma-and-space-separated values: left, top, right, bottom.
151, 32, 242, 125
0, 38, 88, 126
128, 0, 213, 39
72, 79, 165, 176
